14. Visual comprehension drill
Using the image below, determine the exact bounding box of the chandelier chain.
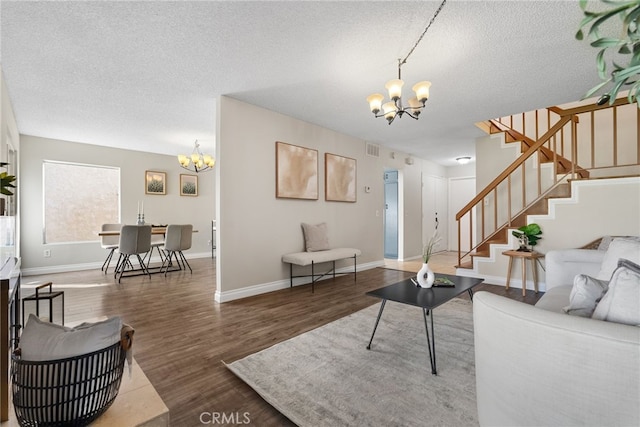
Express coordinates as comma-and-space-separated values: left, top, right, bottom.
400, 0, 447, 66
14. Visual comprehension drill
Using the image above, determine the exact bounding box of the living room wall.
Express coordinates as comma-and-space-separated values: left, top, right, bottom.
19, 135, 215, 274
215, 96, 440, 302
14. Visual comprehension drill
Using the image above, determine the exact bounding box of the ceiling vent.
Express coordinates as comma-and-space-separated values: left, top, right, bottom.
366, 142, 380, 158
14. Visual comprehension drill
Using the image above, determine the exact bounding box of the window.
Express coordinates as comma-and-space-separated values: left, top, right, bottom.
43, 161, 120, 244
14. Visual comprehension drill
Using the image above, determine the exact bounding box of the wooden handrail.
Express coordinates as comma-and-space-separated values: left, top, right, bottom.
456, 115, 572, 220
551, 97, 631, 117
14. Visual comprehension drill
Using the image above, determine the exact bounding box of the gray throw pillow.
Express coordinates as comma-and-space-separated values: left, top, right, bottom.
596, 237, 640, 280
563, 274, 609, 317
20, 314, 122, 361
301, 222, 330, 252
592, 259, 640, 326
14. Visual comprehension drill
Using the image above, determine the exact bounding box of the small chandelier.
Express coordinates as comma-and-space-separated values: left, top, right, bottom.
366, 60, 431, 125
366, 0, 446, 125
177, 140, 215, 173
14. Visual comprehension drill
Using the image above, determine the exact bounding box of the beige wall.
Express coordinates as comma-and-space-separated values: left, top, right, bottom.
20, 135, 215, 274
215, 96, 435, 301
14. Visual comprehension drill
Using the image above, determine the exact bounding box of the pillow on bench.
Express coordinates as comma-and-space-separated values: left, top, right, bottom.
301, 222, 330, 252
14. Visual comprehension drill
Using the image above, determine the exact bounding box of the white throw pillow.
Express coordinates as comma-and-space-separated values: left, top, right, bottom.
301, 222, 330, 252
20, 315, 122, 361
562, 274, 608, 317
592, 259, 640, 326
596, 238, 640, 280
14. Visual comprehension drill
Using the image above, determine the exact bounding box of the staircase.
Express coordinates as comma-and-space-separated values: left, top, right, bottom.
456, 96, 639, 270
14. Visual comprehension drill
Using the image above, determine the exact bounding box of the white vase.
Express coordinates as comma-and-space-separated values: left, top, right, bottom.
417, 262, 435, 288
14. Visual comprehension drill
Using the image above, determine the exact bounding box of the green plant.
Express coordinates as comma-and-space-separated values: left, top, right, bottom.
512, 223, 542, 250
0, 162, 16, 196
147, 179, 164, 193
182, 182, 196, 194
576, 0, 640, 107
422, 230, 442, 263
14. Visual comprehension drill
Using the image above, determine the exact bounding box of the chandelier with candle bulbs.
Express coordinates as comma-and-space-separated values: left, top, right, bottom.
366, 0, 446, 125
177, 140, 215, 173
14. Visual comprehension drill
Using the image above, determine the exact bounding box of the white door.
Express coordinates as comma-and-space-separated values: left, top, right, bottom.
422, 175, 447, 252
448, 177, 476, 252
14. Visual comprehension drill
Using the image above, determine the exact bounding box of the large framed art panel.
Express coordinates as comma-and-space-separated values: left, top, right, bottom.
276, 141, 318, 200
325, 153, 356, 202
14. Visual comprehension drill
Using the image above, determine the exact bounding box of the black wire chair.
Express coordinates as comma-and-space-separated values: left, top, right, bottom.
11, 330, 132, 427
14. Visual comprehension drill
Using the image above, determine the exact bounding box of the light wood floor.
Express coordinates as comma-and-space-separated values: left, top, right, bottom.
23, 253, 541, 426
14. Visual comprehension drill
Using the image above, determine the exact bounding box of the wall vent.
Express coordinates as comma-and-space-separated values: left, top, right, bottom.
366, 142, 380, 158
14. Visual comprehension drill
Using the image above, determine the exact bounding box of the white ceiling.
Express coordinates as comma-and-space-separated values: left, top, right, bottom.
1, 1, 603, 166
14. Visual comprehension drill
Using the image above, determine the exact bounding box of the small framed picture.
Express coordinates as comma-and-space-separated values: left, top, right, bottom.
180, 174, 198, 196
145, 170, 166, 195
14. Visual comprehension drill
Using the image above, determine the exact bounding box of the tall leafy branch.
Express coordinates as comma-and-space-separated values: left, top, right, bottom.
576, 0, 640, 107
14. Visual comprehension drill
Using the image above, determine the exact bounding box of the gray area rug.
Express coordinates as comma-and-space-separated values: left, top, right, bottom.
226, 298, 478, 426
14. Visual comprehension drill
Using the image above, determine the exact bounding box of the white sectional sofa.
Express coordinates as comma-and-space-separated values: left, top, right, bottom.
473, 237, 640, 426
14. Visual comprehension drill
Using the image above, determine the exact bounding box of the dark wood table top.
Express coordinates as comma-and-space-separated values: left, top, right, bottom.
366, 273, 484, 311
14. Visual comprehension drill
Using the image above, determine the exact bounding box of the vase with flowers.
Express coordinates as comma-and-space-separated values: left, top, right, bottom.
417, 230, 441, 288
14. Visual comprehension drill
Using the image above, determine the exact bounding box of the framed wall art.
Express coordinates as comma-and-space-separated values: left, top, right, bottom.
275, 141, 318, 200
325, 153, 356, 202
145, 170, 166, 195
180, 174, 198, 196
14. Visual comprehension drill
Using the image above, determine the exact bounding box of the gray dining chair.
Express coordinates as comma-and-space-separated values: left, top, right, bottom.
179, 224, 193, 273
100, 223, 122, 274
144, 232, 165, 267
160, 224, 193, 276
160, 225, 182, 276
114, 225, 152, 283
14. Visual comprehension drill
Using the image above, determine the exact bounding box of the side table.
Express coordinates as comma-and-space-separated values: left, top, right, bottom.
502, 250, 544, 296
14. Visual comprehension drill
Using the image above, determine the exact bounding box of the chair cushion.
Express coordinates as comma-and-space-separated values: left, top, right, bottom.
592, 259, 640, 326
20, 315, 122, 361
535, 285, 572, 313
301, 222, 330, 252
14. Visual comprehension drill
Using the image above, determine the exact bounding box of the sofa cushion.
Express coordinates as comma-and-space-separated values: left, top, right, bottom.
534, 285, 572, 313
562, 274, 609, 317
20, 315, 123, 361
596, 237, 640, 280
592, 259, 640, 326
301, 222, 330, 252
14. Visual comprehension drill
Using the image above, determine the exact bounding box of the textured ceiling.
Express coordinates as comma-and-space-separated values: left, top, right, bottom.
1, 1, 603, 166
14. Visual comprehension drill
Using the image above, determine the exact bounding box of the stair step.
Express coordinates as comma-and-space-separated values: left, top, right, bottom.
456, 261, 473, 269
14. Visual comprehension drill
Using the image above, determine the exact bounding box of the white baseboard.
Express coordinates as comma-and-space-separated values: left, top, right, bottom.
215, 260, 384, 303
21, 251, 213, 276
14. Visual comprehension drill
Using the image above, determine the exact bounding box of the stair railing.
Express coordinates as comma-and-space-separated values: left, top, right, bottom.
457, 97, 637, 268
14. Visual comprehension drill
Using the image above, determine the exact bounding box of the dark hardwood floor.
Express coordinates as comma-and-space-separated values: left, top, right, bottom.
23, 257, 542, 426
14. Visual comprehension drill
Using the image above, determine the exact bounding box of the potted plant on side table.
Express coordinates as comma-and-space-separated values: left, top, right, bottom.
512, 223, 542, 252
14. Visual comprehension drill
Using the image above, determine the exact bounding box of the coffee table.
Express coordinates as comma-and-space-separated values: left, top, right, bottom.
366, 273, 484, 375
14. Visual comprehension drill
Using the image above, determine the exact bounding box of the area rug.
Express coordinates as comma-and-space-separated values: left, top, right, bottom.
226, 298, 478, 426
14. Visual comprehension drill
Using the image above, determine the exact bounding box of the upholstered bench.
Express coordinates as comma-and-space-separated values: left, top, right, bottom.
282, 248, 362, 293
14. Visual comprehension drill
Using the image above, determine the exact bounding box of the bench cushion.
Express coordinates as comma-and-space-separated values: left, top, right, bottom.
282, 248, 361, 266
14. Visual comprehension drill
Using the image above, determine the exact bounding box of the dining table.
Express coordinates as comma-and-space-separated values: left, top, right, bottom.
97, 226, 198, 236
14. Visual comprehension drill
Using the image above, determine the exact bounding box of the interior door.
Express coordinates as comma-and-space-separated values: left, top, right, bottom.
422, 175, 447, 252
384, 171, 398, 259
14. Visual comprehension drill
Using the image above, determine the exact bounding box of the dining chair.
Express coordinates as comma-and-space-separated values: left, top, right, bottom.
144, 233, 165, 267
100, 223, 122, 274
179, 224, 193, 273
160, 224, 182, 276
113, 225, 152, 283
